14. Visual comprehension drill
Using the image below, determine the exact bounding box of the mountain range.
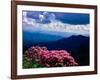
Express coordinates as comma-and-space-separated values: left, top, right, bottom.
23, 31, 90, 66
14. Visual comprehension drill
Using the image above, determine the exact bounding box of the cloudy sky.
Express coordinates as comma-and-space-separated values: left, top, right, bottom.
22, 11, 90, 36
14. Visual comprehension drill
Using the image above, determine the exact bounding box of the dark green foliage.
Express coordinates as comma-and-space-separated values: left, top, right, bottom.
23, 55, 44, 69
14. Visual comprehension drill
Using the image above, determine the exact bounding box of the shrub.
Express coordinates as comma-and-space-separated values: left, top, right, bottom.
24, 46, 78, 68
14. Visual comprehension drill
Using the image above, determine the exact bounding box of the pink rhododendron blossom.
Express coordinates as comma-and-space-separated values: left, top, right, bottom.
25, 46, 78, 67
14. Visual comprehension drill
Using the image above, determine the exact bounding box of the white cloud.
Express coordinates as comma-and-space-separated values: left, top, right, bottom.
23, 12, 36, 25
22, 12, 90, 36
49, 13, 56, 22
23, 12, 27, 17
39, 14, 45, 22
43, 12, 48, 16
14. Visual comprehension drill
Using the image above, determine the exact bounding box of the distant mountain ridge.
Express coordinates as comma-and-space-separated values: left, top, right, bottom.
23, 31, 63, 43
23, 30, 89, 44
33, 35, 89, 51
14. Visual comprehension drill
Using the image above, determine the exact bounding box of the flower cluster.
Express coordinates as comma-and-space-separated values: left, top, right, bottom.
25, 46, 78, 67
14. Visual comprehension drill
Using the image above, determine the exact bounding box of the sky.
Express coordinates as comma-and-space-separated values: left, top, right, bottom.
25, 11, 89, 24
22, 11, 90, 36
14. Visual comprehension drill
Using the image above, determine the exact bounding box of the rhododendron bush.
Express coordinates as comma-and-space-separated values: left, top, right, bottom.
23, 46, 78, 68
